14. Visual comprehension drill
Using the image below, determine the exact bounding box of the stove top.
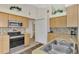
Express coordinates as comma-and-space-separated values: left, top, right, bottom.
8, 32, 24, 37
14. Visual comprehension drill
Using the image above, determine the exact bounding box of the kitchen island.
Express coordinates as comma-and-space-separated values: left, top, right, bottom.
32, 34, 78, 54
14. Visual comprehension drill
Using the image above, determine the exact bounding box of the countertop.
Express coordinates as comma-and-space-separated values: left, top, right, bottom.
32, 34, 78, 54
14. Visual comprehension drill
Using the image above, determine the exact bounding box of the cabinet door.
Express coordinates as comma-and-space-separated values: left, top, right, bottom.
0, 13, 8, 27
48, 33, 56, 42
0, 36, 3, 53
24, 34, 30, 46
9, 14, 17, 20
16, 16, 22, 22
50, 16, 67, 28
50, 18, 56, 27
50, 18, 55, 28
22, 17, 29, 28
16, 16, 29, 28
78, 5, 79, 27
67, 5, 78, 27
2, 35, 9, 53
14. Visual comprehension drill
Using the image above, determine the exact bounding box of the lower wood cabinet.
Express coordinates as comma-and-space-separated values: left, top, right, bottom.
48, 33, 57, 42
0, 36, 3, 53
24, 34, 30, 46
2, 35, 9, 53
0, 35, 9, 54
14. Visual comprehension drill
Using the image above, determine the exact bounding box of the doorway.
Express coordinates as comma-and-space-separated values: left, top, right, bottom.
32, 22, 35, 41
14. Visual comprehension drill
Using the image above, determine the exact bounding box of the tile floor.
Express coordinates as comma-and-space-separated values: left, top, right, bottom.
8, 39, 42, 54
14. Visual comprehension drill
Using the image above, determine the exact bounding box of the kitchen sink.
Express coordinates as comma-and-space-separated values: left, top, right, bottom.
41, 40, 75, 54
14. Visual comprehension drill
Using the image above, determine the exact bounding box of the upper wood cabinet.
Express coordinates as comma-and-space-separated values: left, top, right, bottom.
22, 17, 29, 28
16, 16, 23, 22
9, 14, 17, 21
50, 16, 67, 28
0, 12, 9, 27
16, 16, 29, 28
67, 5, 78, 27
9, 14, 29, 28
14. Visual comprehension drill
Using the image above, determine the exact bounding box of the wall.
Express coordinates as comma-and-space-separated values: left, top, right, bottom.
0, 4, 38, 19
47, 4, 66, 18
50, 28, 73, 34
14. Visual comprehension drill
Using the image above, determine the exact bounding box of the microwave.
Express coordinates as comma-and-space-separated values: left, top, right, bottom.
8, 20, 22, 27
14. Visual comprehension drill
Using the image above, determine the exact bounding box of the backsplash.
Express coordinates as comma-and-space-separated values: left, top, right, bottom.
50, 27, 78, 35
8, 27, 26, 34
0, 27, 26, 34
0, 28, 8, 34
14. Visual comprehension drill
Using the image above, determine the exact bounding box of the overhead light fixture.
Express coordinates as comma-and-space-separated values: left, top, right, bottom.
10, 6, 22, 11
52, 9, 63, 15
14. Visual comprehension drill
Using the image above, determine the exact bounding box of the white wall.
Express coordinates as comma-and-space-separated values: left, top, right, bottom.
0, 4, 38, 19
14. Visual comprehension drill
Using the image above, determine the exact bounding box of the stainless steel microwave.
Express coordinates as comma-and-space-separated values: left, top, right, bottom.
8, 20, 22, 27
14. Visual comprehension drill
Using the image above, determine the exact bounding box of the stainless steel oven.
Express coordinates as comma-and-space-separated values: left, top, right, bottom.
8, 32, 24, 48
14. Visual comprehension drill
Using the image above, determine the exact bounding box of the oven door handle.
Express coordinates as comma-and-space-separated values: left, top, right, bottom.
10, 36, 24, 39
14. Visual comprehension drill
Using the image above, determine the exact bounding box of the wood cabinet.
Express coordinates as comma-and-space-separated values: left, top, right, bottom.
9, 14, 17, 20
24, 34, 30, 46
9, 14, 22, 22
0, 12, 29, 28
0, 35, 9, 54
16, 16, 23, 22
0, 12, 8, 27
67, 5, 78, 27
2, 35, 9, 53
16, 16, 29, 28
48, 33, 57, 42
50, 16, 67, 28
78, 5, 79, 27
9, 14, 29, 28
50, 5, 78, 28
22, 17, 29, 28
0, 36, 3, 53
